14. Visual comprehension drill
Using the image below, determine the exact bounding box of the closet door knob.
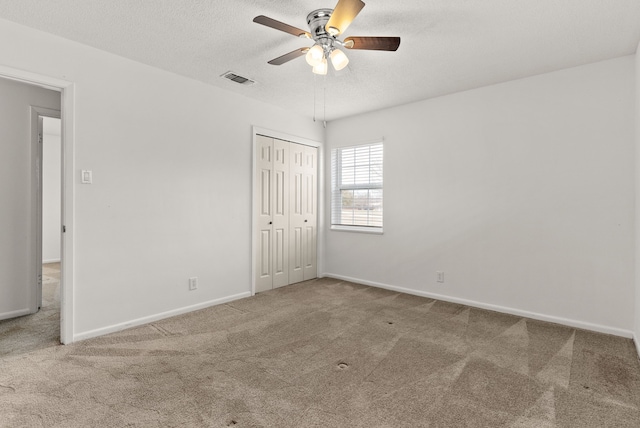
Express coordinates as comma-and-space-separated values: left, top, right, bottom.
304, 220, 308, 222
269, 221, 272, 224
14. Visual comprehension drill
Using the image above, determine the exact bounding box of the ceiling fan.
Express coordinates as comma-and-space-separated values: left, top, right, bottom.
253, 0, 400, 75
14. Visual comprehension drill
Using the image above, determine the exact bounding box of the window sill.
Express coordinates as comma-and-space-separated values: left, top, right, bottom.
330, 225, 384, 235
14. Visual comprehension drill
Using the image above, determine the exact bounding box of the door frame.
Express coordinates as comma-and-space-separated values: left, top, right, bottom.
0, 65, 76, 344
251, 126, 324, 296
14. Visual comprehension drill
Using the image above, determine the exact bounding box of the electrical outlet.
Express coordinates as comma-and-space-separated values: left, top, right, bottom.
189, 277, 198, 290
436, 271, 445, 283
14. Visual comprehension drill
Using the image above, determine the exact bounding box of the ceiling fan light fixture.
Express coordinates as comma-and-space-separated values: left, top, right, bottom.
305, 44, 325, 66
254, 0, 401, 74
330, 48, 349, 70
312, 57, 328, 75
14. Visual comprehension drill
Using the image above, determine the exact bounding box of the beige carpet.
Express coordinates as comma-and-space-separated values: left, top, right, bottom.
1, 275, 639, 427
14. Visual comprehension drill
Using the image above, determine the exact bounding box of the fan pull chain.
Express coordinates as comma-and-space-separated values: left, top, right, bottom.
312, 73, 327, 128
313, 73, 317, 123
323, 77, 327, 128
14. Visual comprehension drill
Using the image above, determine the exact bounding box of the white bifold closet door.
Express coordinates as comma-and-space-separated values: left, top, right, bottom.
289, 142, 317, 283
255, 135, 317, 293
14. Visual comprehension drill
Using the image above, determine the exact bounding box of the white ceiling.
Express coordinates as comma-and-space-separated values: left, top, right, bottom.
1, 0, 639, 121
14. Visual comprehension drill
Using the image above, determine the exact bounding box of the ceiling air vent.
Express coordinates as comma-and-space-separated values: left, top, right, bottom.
221, 71, 256, 86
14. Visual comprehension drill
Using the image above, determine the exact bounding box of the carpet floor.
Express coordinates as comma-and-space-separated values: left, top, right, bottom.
0, 263, 60, 359
1, 275, 639, 427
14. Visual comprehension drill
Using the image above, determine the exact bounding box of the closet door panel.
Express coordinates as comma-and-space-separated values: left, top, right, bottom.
255, 135, 273, 292
288, 143, 305, 284
272, 139, 289, 288
302, 145, 318, 280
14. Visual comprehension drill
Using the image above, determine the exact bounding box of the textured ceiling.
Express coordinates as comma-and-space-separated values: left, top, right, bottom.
1, 0, 639, 121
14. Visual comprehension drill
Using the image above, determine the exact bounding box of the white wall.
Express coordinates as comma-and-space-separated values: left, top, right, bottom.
0, 78, 60, 319
42, 117, 61, 263
0, 19, 324, 339
325, 56, 636, 336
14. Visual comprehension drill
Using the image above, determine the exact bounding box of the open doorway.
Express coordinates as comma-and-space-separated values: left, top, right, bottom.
0, 77, 64, 356
0, 66, 75, 345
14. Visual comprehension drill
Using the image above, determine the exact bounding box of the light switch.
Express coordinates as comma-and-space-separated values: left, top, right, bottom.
81, 170, 93, 184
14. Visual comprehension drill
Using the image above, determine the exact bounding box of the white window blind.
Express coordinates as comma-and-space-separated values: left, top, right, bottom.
331, 143, 383, 230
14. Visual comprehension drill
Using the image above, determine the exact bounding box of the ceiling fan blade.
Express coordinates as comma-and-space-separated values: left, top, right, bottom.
325, 0, 365, 36
343, 36, 401, 51
268, 48, 310, 65
253, 15, 311, 39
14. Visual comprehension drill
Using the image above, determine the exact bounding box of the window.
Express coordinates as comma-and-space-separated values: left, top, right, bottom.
331, 142, 383, 232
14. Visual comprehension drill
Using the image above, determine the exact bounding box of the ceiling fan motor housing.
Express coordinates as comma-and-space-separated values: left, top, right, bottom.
307, 9, 335, 52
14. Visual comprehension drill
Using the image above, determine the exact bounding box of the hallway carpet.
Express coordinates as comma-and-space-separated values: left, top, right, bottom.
1, 277, 639, 427
0, 263, 60, 358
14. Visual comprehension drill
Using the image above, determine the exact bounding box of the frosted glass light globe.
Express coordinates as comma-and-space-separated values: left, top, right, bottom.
312, 57, 328, 75
305, 44, 324, 67
330, 48, 349, 71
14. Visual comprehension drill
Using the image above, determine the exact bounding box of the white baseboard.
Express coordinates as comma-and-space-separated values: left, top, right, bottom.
634, 334, 640, 360
42, 258, 61, 264
73, 291, 251, 342
324, 273, 635, 339
0, 308, 31, 321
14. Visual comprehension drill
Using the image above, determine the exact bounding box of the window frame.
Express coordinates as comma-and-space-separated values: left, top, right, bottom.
331, 141, 384, 234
